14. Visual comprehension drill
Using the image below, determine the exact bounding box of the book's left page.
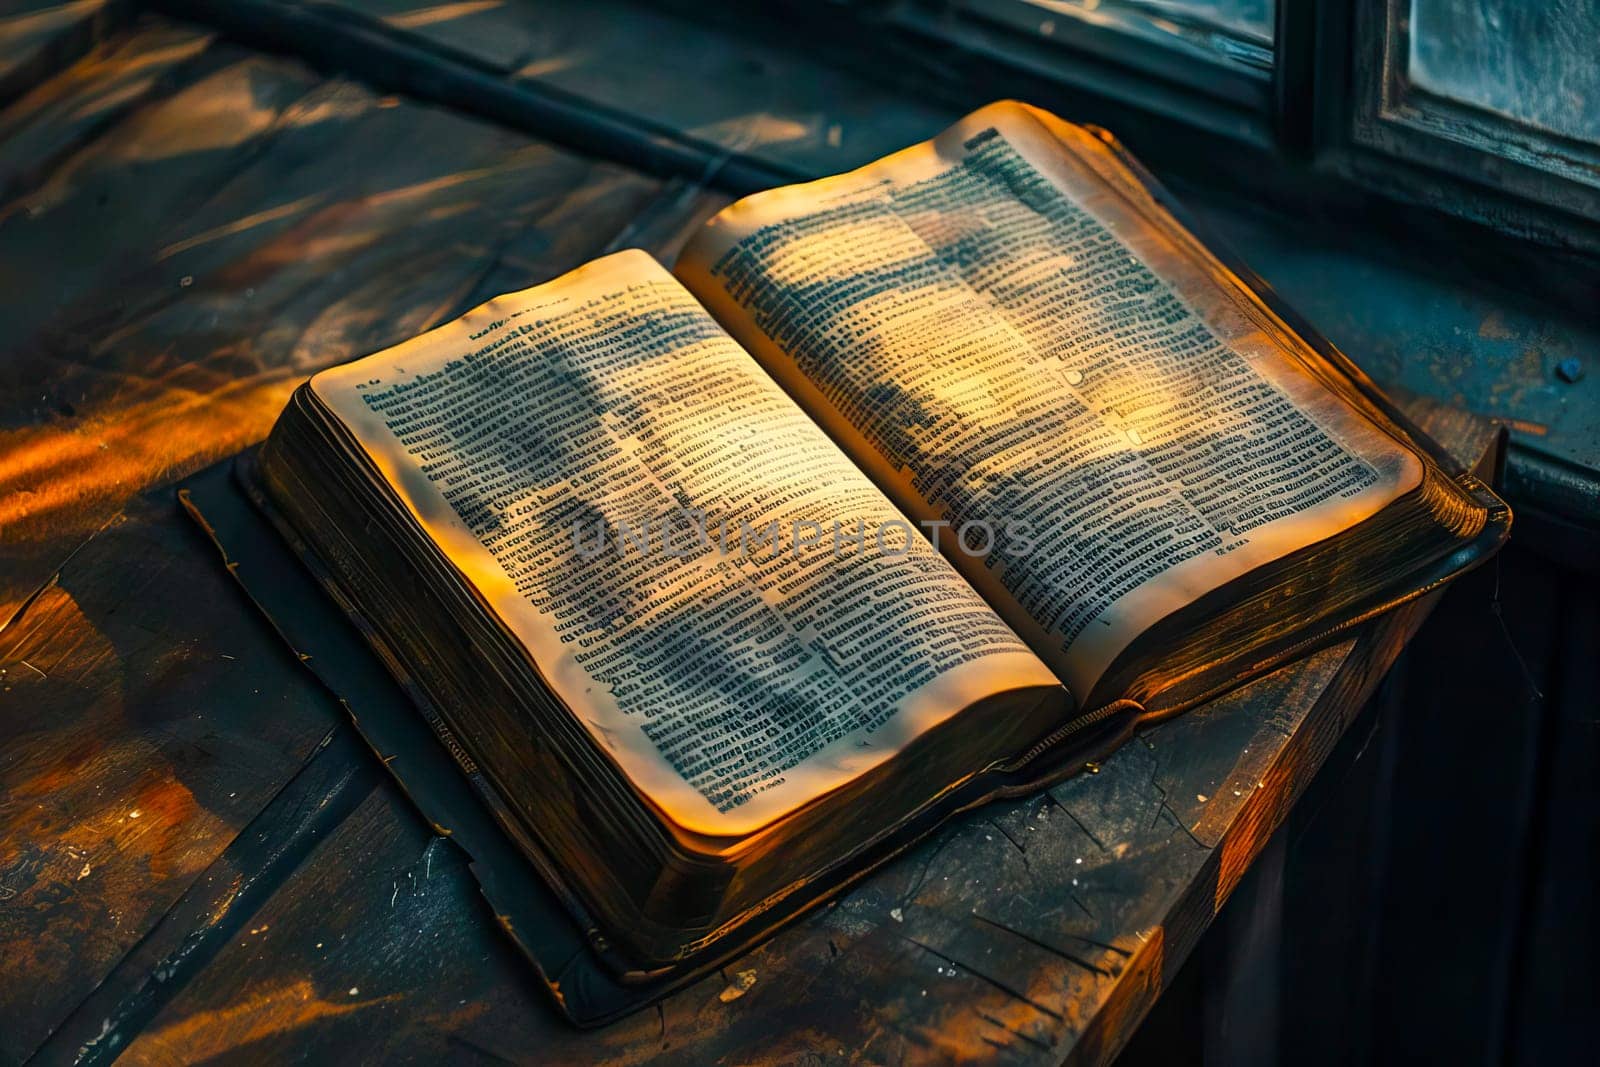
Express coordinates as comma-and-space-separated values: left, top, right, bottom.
307, 250, 1061, 838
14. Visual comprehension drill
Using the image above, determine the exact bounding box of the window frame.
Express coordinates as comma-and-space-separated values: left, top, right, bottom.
887, 0, 1281, 150
957, 0, 1274, 108
756, 0, 1600, 255
1331, 0, 1600, 250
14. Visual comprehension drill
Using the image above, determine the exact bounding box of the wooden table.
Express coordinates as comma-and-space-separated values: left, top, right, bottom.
0, 6, 1502, 1064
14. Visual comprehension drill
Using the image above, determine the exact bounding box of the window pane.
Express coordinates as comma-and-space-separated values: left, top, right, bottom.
1145, 0, 1273, 42
1408, 0, 1600, 144
1025, 0, 1274, 53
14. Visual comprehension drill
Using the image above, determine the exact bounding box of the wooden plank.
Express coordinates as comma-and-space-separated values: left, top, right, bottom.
0, 16, 215, 202
0, 35, 673, 1060
0, 492, 344, 1063
110, 785, 564, 1065
35, 723, 383, 1067
0, 0, 127, 105
104, 607, 1427, 1066
320, 0, 549, 73
0, 30, 662, 622
189, 0, 952, 179
0, 42, 324, 623
498, 0, 951, 176
150, 0, 802, 196
116, 408, 1499, 1064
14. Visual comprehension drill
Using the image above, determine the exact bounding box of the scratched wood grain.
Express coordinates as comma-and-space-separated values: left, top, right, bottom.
94, 608, 1410, 1065
0, 16, 214, 202
0, 21, 662, 624
0, 492, 345, 1062
106, 409, 1497, 1066
0, 0, 125, 105
0, 26, 669, 1061
248, 0, 952, 177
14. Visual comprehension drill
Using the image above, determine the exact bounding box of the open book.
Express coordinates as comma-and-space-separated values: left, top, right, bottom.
249, 102, 1507, 975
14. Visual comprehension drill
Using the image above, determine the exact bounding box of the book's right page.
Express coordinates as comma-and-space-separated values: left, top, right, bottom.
676, 101, 1423, 701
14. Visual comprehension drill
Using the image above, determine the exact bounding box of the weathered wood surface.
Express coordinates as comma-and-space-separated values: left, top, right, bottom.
0, 491, 343, 1062
0, 10, 1504, 1067
0, 0, 125, 105
0, 18, 213, 201
0, 15, 661, 623
157, 0, 951, 186
100, 407, 1495, 1067
0, 17, 667, 1062
106, 524, 1486, 1065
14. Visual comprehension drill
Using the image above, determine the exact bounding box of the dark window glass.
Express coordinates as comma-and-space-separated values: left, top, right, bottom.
1408, 0, 1600, 144
1019, 0, 1274, 68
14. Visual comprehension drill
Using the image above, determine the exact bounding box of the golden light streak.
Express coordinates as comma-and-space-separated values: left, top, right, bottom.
384, 1, 504, 30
